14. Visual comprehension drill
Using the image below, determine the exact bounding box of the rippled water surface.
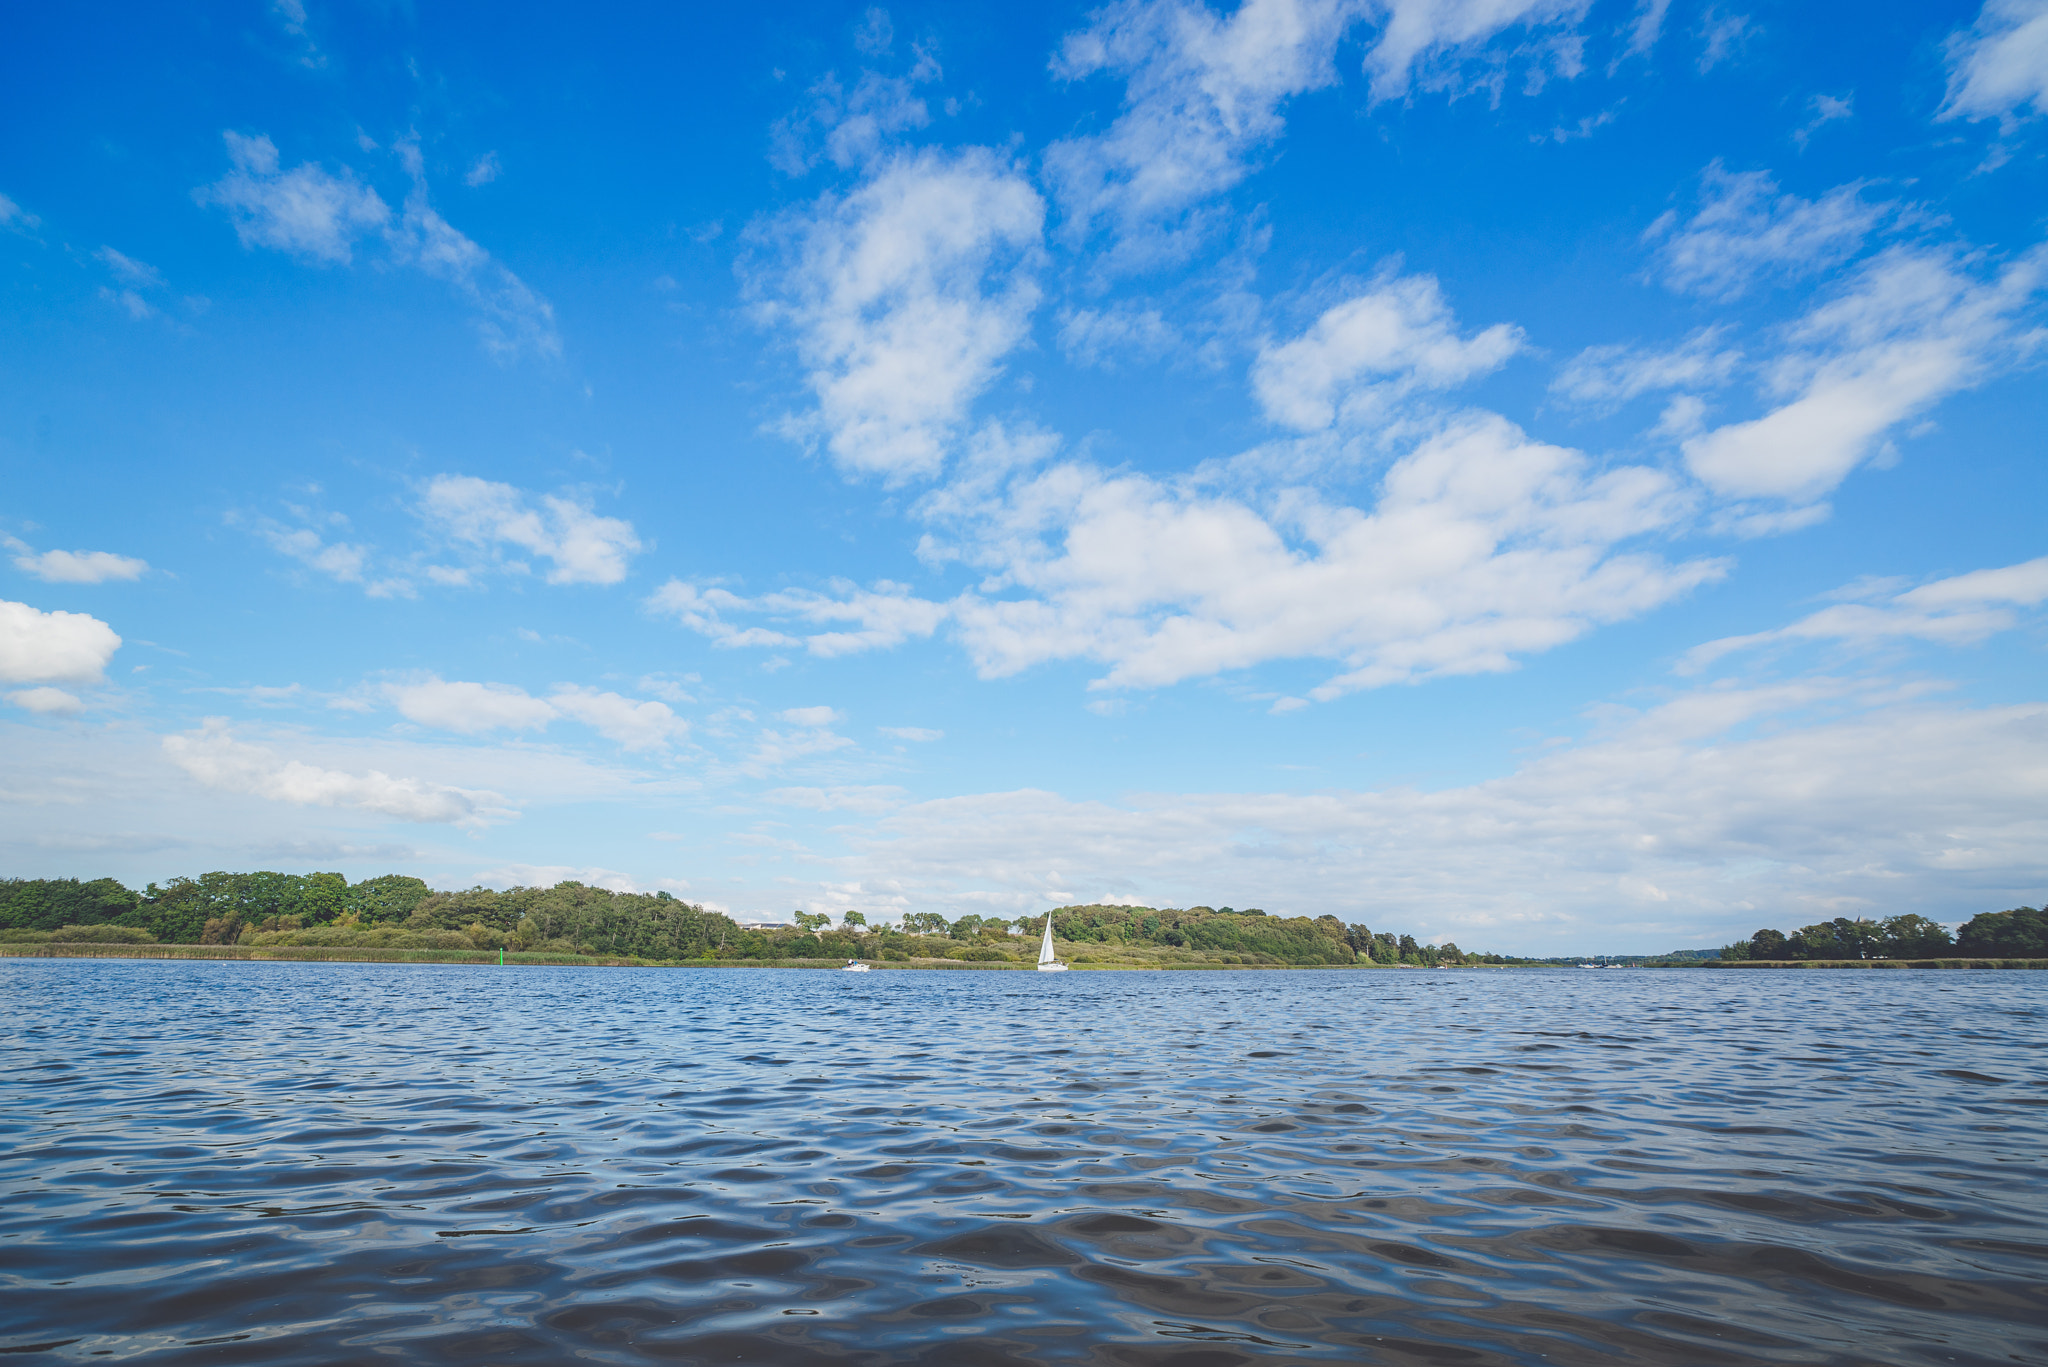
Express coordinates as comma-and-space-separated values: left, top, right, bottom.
4, 961, 2046, 1366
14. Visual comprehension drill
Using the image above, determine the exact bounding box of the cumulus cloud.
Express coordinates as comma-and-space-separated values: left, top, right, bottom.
419, 475, 643, 585
1681, 555, 2048, 672
1550, 327, 1743, 412
879, 725, 944, 742
1682, 242, 2048, 503
195, 131, 390, 263
5, 537, 148, 584
1941, 0, 2048, 123
751, 147, 1044, 481
8, 686, 84, 715
163, 719, 518, 828
654, 411, 1721, 706
380, 675, 687, 751
780, 705, 844, 726
548, 686, 689, 751
1645, 162, 1890, 300
943, 414, 1720, 702
384, 676, 557, 734
836, 684, 2048, 945
1252, 272, 1523, 430
0, 600, 121, 684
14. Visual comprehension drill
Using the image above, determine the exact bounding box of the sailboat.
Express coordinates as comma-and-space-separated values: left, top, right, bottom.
1035, 916, 1069, 972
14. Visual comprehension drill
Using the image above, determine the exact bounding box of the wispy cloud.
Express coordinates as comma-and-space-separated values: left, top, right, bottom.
1940, 0, 2048, 124
1681, 555, 2048, 672
418, 475, 643, 585
5, 536, 148, 584
164, 719, 518, 828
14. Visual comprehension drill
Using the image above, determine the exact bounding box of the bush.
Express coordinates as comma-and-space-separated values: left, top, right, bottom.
48, 924, 156, 944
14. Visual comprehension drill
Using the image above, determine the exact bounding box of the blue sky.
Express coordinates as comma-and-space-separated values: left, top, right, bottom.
3, 0, 2045, 952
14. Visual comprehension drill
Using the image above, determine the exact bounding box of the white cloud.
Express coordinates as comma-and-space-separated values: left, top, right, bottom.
1646, 162, 1889, 300
389, 140, 561, 362
657, 412, 1721, 706
549, 686, 689, 751
780, 705, 844, 726
879, 725, 944, 742
1550, 326, 1742, 411
1794, 92, 1854, 148
5, 537, 148, 584
254, 523, 371, 584
383, 676, 558, 734
195, 131, 390, 264
1695, 7, 1754, 72
648, 578, 950, 657
1619, 0, 1671, 59
164, 719, 518, 828
751, 147, 1044, 481
940, 414, 1720, 702
94, 247, 164, 289
770, 69, 937, 176
1360, 0, 1590, 102
8, 686, 84, 715
765, 784, 907, 813
471, 863, 642, 892
1044, 0, 1587, 268
1056, 303, 1181, 370
0, 600, 121, 684
1682, 242, 2048, 502
465, 151, 502, 187
1941, 0, 2048, 123
1252, 272, 1522, 430
0, 192, 40, 233
1682, 555, 2048, 672
380, 675, 686, 751
835, 683, 2048, 947
1044, 0, 1355, 267
419, 475, 643, 585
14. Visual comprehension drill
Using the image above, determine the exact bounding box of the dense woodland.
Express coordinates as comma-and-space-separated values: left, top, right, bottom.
1721, 908, 2048, 961
7, 872, 2039, 964
0, 873, 1495, 965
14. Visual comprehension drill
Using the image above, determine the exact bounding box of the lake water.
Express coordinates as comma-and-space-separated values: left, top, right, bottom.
2, 961, 2044, 1366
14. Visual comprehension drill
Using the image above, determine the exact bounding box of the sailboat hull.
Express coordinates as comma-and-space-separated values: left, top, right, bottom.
1035, 962, 1070, 972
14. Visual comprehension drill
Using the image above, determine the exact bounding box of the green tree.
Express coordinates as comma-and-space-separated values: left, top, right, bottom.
842, 910, 868, 931
1748, 927, 1789, 960
1876, 913, 1953, 958
1957, 906, 2047, 957
794, 911, 830, 934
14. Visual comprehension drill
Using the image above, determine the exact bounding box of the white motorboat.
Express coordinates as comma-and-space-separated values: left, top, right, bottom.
1035, 916, 1069, 972
841, 958, 870, 972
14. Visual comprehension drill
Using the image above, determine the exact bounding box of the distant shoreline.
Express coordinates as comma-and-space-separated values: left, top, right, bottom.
4, 945, 2046, 971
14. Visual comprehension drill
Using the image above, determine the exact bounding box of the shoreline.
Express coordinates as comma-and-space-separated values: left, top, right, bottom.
4, 945, 2045, 970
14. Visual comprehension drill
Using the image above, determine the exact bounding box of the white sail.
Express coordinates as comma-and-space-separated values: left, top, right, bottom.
1035, 916, 1068, 971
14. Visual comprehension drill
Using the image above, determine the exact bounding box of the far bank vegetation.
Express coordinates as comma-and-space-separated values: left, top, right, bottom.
0, 873, 1495, 967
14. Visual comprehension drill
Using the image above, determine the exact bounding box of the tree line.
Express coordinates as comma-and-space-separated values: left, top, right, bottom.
1720, 906, 2047, 961
0, 874, 1505, 965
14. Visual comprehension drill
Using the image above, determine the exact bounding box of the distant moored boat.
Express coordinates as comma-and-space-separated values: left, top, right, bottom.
841, 958, 870, 972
